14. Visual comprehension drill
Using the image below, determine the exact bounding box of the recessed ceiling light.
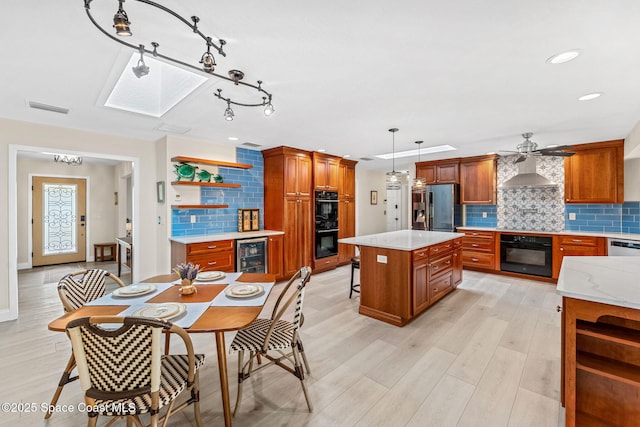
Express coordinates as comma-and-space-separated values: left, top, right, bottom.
228, 137, 239, 141
546, 50, 581, 64
486, 151, 496, 155
343, 154, 351, 158
317, 149, 326, 153
578, 92, 603, 101
376, 145, 456, 160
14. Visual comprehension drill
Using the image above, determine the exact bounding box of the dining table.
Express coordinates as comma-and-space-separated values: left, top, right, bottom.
48, 272, 276, 427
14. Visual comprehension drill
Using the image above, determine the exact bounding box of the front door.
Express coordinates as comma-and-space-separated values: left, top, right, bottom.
32, 177, 87, 266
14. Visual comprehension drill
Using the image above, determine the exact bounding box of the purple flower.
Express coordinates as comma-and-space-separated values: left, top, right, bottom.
173, 262, 200, 280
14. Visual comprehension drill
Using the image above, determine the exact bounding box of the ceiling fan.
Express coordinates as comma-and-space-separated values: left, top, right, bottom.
501, 133, 575, 163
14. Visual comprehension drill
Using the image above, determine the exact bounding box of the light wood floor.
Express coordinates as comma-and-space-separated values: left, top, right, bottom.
0, 264, 565, 426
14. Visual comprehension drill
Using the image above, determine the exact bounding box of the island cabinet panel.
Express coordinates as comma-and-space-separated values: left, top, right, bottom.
564, 140, 624, 204
267, 234, 284, 280
171, 240, 235, 272
552, 235, 606, 279
562, 297, 640, 426
452, 246, 463, 286
460, 154, 498, 204
412, 252, 429, 314
461, 230, 497, 271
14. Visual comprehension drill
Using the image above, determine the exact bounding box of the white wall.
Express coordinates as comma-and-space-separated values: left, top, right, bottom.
355, 168, 387, 236
17, 157, 117, 267
1, 118, 158, 320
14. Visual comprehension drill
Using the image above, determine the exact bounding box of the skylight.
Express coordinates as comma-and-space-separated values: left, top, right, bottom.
104, 53, 207, 117
376, 145, 456, 160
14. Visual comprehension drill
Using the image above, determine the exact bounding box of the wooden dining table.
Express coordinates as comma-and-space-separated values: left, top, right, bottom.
48, 272, 276, 427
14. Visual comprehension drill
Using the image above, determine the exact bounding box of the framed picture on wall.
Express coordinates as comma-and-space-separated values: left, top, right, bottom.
156, 181, 165, 203
370, 190, 378, 205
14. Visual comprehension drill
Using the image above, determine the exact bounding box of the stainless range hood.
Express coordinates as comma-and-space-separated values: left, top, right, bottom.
499, 157, 557, 189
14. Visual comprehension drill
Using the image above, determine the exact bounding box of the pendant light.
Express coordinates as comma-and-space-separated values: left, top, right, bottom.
385, 128, 408, 190
412, 140, 427, 190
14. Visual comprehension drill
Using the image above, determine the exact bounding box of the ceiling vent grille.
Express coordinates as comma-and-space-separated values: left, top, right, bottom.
28, 101, 69, 114
359, 157, 375, 161
241, 142, 262, 148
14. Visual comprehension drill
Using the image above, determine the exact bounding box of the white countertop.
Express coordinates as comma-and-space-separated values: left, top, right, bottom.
457, 226, 640, 241
557, 256, 640, 309
170, 230, 284, 244
339, 230, 464, 251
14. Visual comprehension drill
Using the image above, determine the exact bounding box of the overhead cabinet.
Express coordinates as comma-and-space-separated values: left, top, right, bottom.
459, 154, 498, 204
313, 152, 340, 191
564, 140, 624, 204
416, 159, 460, 184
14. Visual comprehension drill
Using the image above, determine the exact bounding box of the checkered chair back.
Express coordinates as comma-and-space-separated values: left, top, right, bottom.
57, 269, 119, 312
67, 317, 166, 399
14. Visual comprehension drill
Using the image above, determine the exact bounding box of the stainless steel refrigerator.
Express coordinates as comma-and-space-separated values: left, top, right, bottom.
411, 184, 459, 231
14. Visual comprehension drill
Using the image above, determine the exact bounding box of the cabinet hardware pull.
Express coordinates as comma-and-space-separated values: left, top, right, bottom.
446, 261, 451, 265
471, 258, 479, 262
472, 232, 479, 236
572, 239, 583, 242
434, 266, 439, 270
472, 244, 479, 247
208, 261, 217, 265
560, 248, 564, 251
556, 305, 562, 312
207, 245, 217, 249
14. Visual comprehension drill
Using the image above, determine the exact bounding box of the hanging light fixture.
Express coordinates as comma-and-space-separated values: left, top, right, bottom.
223, 99, 234, 121
53, 154, 83, 166
386, 128, 408, 190
85, 0, 274, 120
412, 141, 427, 190
112, 0, 132, 36
131, 44, 149, 78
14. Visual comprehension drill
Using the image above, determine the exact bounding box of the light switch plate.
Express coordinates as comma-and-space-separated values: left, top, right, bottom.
377, 254, 387, 264
569, 212, 576, 220
190, 215, 196, 223
482, 212, 487, 218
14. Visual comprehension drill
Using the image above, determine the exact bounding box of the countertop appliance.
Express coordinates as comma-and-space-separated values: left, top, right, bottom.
608, 238, 640, 256
236, 237, 268, 273
412, 184, 459, 232
315, 190, 339, 258
500, 234, 553, 278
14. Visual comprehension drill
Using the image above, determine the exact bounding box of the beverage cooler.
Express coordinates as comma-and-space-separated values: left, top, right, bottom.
236, 237, 268, 273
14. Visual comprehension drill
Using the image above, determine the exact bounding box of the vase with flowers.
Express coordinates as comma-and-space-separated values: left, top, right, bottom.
174, 262, 200, 295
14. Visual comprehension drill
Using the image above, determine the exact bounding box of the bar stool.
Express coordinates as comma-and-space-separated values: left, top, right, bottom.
350, 256, 360, 298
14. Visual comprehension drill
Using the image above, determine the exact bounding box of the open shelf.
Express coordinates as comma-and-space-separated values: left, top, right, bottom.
171, 204, 229, 210
171, 156, 253, 169
577, 351, 640, 387
577, 320, 640, 349
171, 181, 241, 188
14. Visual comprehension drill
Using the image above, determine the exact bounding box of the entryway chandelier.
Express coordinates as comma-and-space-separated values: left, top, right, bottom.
385, 128, 409, 190
84, 0, 274, 120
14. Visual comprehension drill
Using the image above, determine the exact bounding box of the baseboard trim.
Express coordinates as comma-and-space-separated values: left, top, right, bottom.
0, 307, 18, 322
17, 262, 30, 270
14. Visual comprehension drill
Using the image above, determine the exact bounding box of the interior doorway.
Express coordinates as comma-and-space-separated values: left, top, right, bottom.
32, 176, 87, 266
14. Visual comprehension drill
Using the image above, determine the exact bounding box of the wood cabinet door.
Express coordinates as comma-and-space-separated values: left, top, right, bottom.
327, 158, 340, 190
437, 163, 459, 183
412, 256, 430, 315
268, 234, 284, 280
338, 199, 356, 264
417, 165, 437, 184
297, 155, 313, 198
298, 198, 313, 269
460, 157, 497, 204
284, 198, 313, 277
565, 142, 623, 203
339, 163, 356, 198
452, 248, 462, 286
314, 157, 328, 190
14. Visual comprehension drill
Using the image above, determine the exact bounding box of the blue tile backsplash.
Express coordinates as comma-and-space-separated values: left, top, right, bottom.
465, 205, 498, 227
171, 148, 264, 237
565, 202, 640, 234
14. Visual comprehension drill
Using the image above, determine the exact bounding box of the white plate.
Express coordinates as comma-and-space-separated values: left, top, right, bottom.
112, 284, 157, 297
224, 284, 264, 298
196, 271, 225, 281
132, 303, 186, 320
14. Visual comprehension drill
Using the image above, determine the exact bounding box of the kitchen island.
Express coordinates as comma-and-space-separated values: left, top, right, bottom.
557, 256, 640, 426
339, 230, 464, 326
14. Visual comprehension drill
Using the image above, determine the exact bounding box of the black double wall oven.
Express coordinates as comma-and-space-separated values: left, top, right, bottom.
315, 190, 339, 259
500, 234, 553, 278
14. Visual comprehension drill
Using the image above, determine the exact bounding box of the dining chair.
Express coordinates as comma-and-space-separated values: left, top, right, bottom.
45, 269, 125, 419
66, 316, 205, 427
229, 266, 313, 415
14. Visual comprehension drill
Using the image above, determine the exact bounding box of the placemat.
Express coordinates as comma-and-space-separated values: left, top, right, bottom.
117, 302, 211, 328
147, 284, 226, 303
210, 283, 275, 307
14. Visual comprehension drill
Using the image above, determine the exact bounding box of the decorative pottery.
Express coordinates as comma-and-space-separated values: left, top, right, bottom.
179, 278, 197, 295
174, 163, 198, 181
196, 169, 212, 182
213, 174, 224, 183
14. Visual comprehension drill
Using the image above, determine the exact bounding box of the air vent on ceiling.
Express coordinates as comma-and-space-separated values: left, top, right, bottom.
154, 123, 191, 134
241, 142, 262, 148
28, 101, 69, 114
359, 157, 375, 161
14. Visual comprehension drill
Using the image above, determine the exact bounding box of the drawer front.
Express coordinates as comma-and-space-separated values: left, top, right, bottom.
187, 252, 235, 272
462, 252, 495, 269
463, 230, 494, 240
429, 240, 454, 256
557, 235, 599, 247
463, 238, 494, 252
454, 238, 463, 248
429, 272, 453, 303
187, 240, 234, 255
413, 248, 429, 261
429, 254, 453, 279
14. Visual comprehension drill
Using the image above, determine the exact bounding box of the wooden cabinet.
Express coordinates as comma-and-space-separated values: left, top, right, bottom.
461, 230, 497, 271
337, 199, 356, 265
416, 159, 460, 184
552, 235, 606, 278
338, 159, 357, 198
564, 140, 624, 204
562, 297, 640, 426
452, 245, 463, 286
170, 239, 235, 272
313, 152, 340, 191
267, 234, 284, 280
460, 155, 498, 204
412, 248, 430, 314
263, 147, 314, 279
411, 240, 459, 317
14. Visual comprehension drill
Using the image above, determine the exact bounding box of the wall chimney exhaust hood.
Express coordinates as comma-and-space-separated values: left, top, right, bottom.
499, 157, 557, 189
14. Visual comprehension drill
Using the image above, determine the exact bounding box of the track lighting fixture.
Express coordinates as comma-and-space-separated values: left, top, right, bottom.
200, 37, 216, 73
224, 100, 234, 121
131, 44, 149, 78
112, 0, 131, 36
